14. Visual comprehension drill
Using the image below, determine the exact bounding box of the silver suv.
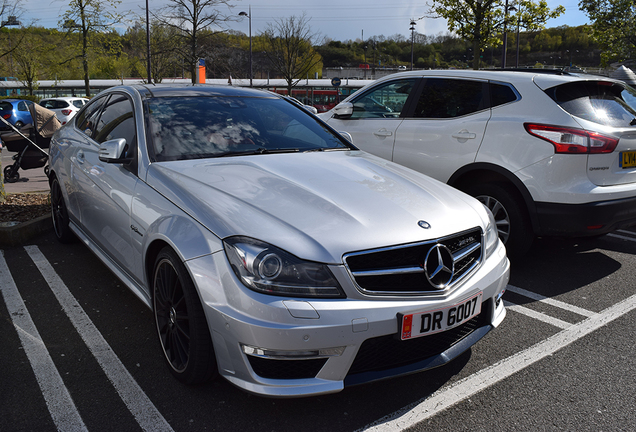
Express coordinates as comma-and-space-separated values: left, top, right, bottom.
321, 70, 636, 257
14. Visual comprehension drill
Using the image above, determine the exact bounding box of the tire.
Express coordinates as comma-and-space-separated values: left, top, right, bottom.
3, 164, 19, 183
153, 247, 217, 385
464, 182, 533, 258
50, 176, 75, 243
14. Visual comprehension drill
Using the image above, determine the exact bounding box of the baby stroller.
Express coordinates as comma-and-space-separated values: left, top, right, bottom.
0, 103, 61, 183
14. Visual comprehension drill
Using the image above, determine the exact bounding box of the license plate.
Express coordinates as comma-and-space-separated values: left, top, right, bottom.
398, 292, 483, 341
620, 151, 636, 169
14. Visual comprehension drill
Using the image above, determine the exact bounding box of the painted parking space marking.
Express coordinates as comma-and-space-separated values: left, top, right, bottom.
24, 246, 174, 432
607, 231, 636, 242
503, 300, 572, 329
0, 251, 88, 432
362, 291, 636, 431
506, 284, 596, 318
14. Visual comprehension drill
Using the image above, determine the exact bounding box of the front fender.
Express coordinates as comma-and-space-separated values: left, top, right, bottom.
131, 182, 223, 290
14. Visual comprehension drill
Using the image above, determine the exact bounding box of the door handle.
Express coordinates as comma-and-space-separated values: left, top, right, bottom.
373, 128, 393, 137
452, 130, 477, 140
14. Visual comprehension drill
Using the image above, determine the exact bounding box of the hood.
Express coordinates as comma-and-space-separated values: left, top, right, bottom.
145, 151, 485, 263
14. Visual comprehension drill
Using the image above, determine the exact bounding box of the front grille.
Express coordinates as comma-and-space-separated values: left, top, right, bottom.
247, 356, 328, 380
347, 300, 491, 377
344, 228, 483, 295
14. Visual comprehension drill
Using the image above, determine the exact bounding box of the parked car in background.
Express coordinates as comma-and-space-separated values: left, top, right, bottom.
0, 99, 34, 130
39, 97, 89, 125
48, 84, 509, 397
320, 70, 636, 257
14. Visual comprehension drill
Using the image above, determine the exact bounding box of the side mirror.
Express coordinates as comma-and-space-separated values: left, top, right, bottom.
303, 104, 319, 115
339, 131, 354, 143
98, 138, 129, 163
333, 102, 353, 119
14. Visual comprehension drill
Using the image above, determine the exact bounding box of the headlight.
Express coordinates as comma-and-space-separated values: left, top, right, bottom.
224, 237, 345, 298
483, 204, 500, 258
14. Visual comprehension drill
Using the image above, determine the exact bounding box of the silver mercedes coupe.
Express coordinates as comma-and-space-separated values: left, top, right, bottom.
49, 85, 509, 397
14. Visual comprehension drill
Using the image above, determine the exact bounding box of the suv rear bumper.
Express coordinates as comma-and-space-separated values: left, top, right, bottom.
535, 196, 636, 236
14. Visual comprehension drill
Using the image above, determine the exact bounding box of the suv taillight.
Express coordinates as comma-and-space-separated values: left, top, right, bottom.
524, 123, 618, 154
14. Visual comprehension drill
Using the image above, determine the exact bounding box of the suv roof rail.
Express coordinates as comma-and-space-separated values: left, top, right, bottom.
483, 68, 574, 75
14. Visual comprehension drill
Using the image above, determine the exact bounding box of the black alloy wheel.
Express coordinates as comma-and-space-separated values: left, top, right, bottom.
153, 247, 217, 385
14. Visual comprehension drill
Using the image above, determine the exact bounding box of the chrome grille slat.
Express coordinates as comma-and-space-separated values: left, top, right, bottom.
351, 266, 424, 277
344, 228, 483, 296
453, 242, 481, 262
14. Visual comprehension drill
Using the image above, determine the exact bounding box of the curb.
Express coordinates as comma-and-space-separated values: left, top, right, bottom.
0, 214, 53, 247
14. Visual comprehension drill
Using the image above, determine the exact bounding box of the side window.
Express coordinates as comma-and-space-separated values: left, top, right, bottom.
414, 79, 486, 118
93, 94, 136, 150
18, 101, 28, 111
76, 96, 107, 138
350, 79, 416, 119
490, 83, 518, 108
72, 100, 85, 109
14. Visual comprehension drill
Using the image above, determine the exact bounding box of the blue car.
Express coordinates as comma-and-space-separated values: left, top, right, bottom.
0, 99, 34, 130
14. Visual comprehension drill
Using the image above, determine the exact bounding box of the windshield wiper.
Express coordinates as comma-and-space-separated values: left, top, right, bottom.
214, 148, 300, 158
303, 147, 349, 153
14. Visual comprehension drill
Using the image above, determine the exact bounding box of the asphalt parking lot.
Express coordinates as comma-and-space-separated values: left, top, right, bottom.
2, 226, 636, 431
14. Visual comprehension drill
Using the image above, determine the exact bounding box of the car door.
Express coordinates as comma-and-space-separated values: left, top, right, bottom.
326, 78, 419, 160
73, 92, 139, 272
392, 77, 491, 183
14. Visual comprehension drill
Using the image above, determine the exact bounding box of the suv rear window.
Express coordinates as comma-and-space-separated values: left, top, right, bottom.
41, 100, 70, 109
547, 81, 636, 127
0, 101, 12, 111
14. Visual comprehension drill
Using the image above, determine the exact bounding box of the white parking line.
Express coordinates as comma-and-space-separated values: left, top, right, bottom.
24, 246, 174, 432
0, 251, 88, 432
506, 285, 596, 317
362, 292, 636, 431
607, 232, 636, 242
503, 300, 571, 329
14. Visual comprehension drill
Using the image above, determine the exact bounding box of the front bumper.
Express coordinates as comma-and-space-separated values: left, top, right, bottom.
187, 241, 510, 397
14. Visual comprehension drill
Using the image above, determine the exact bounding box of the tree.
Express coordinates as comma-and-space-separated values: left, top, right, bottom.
12, 31, 47, 94
156, 0, 233, 84
262, 14, 323, 94
579, 0, 636, 65
427, 0, 564, 69
60, 0, 123, 96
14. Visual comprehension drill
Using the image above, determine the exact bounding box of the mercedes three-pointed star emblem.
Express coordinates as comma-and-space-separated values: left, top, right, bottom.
424, 244, 455, 289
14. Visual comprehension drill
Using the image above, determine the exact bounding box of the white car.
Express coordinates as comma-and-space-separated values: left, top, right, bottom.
40, 97, 89, 125
321, 70, 636, 257
48, 84, 509, 397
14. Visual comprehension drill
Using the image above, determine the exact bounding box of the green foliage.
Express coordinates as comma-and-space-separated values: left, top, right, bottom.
580, 0, 636, 65
427, 0, 565, 68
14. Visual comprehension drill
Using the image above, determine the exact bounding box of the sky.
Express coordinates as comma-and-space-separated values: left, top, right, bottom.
15, 0, 590, 42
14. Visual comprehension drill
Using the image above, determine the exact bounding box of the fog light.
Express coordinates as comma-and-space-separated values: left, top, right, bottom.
241, 344, 345, 359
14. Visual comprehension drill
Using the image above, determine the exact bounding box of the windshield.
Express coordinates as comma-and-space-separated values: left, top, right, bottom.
548, 81, 636, 127
146, 95, 352, 161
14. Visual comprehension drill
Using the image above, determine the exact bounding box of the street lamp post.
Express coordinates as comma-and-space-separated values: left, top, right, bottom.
145, 0, 152, 84
501, 0, 515, 69
410, 20, 416, 70
239, 6, 252, 87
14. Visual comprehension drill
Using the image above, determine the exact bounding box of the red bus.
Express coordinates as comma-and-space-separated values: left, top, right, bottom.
270, 88, 339, 112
